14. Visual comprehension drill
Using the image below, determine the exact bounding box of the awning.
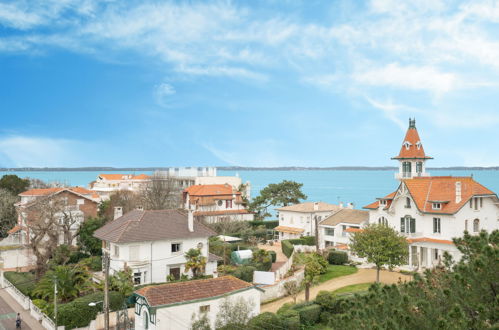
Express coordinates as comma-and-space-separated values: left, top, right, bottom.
407, 237, 453, 245
274, 226, 304, 235
345, 227, 363, 233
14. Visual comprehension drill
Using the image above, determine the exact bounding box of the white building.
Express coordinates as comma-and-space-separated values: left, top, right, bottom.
319, 209, 369, 250
363, 118, 499, 270
275, 202, 341, 240
89, 174, 151, 198
184, 184, 254, 223
134, 276, 261, 330
93, 209, 220, 285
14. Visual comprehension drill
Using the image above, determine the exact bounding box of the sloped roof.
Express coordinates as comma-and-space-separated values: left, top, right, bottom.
364, 191, 397, 209
134, 276, 254, 307
320, 209, 369, 226
274, 226, 304, 234
392, 119, 432, 160
184, 184, 238, 196
20, 187, 95, 196
93, 209, 216, 243
277, 202, 340, 213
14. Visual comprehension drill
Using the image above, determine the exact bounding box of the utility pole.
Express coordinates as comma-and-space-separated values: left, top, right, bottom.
103, 251, 110, 330
54, 279, 58, 329
314, 215, 319, 252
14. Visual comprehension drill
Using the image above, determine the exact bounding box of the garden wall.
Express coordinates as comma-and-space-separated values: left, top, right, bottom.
260, 269, 304, 303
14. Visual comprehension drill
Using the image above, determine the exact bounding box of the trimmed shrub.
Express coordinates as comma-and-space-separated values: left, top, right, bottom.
232, 265, 256, 283
276, 302, 295, 315
4, 271, 36, 297
269, 250, 277, 263
328, 250, 349, 265
278, 309, 301, 330
282, 240, 294, 258
315, 291, 352, 314
296, 304, 322, 325
248, 220, 279, 229
288, 238, 304, 245
57, 291, 124, 329
301, 236, 316, 246
248, 312, 282, 329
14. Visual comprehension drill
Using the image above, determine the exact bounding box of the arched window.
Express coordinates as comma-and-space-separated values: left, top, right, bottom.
378, 217, 388, 226
143, 311, 149, 329
473, 219, 479, 232
405, 197, 411, 208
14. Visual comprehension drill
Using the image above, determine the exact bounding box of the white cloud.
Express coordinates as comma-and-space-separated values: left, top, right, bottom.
365, 97, 422, 130
154, 83, 176, 108
0, 3, 43, 29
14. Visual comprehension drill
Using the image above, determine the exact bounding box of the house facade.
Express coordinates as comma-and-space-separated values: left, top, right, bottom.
275, 202, 341, 240
363, 119, 499, 270
89, 174, 151, 198
318, 208, 369, 250
184, 184, 253, 223
134, 276, 261, 330
93, 209, 219, 285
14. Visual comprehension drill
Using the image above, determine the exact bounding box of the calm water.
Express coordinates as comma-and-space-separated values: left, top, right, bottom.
1, 169, 498, 211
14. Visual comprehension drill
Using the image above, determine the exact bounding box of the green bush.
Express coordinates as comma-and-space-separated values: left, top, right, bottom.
57, 291, 124, 329
288, 238, 304, 245
268, 250, 277, 263
248, 312, 282, 329
278, 309, 301, 330
249, 220, 279, 229
80, 256, 102, 271
4, 271, 36, 297
296, 304, 322, 325
282, 240, 294, 258
315, 290, 353, 314
301, 236, 316, 246
232, 265, 256, 283
328, 250, 349, 265
68, 251, 90, 264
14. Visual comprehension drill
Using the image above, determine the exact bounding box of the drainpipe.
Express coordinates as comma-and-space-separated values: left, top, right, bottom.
150, 242, 153, 284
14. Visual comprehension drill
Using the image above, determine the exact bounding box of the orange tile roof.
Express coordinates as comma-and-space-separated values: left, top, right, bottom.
134, 276, 254, 307
20, 187, 96, 197
7, 225, 24, 234
392, 121, 432, 160
345, 227, 363, 233
184, 184, 239, 196
364, 191, 397, 209
407, 237, 453, 245
274, 226, 305, 234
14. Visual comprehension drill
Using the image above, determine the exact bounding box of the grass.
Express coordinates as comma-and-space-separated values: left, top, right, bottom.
4, 271, 36, 297
332, 282, 372, 295
318, 265, 358, 283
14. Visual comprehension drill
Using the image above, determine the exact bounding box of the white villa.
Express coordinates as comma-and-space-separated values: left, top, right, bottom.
184, 184, 254, 223
93, 209, 220, 285
275, 202, 341, 240
89, 173, 151, 198
363, 118, 499, 270
134, 276, 261, 330
318, 208, 369, 250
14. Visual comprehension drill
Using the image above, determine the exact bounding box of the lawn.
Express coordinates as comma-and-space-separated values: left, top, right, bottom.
332, 282, 372, 295
318, 265, 358, 283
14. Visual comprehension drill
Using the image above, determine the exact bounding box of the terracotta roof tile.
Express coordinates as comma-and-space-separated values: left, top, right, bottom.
345, 227, 363, 233
392, 123, 432, 160
274, 226, 304, 234
277, 202, 340, 213
320, 209, 368, 226
134, 276, 254, 307
184, 184, 237, 196
407, 237, 453, 245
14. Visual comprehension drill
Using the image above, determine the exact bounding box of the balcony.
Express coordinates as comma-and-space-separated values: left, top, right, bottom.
394, 172, 430, 180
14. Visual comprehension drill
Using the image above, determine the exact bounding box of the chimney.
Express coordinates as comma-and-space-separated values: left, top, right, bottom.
188, 209, 194, 232
339, 202, 344, 209
114, 206, 123, 220
347, 202, 354, 209
313, 202, 319, 211
455, 181, 462, 203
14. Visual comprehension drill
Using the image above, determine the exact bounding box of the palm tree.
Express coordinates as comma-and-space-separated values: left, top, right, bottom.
184, 248, 207, 278
109, 267, 134, 297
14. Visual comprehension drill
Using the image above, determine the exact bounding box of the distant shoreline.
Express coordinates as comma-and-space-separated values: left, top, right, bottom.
0, 166, 498, 172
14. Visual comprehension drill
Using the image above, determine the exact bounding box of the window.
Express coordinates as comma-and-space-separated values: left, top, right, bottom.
378, 217, 388, 225
143, 311, 149, 330
217, 200, 223, 207
325, 228, 335, 236
171, 243, 181, 253
416, 141, 421, 150
434, 249, 439, 260
403, 141, 411, 150
433, 218, 441, 234
77, 199, 84, 205
200, 305, 210, 313
432, 203, 441, 210
400, 216, 416, 234
402, 162, 412, 177
134, 272, 141, 285
416, 162, 423, 174
379, 200, 386, 206
113, 245, 120, 257
225, 200, 232, 208
405, 197, 411, 208
301, 216, 304, 223
473, 219, 479, 232
130, 245, 140, 261
465, 219, 468, 232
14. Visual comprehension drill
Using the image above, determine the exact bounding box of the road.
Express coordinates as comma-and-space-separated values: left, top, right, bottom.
0, 289, 43, 330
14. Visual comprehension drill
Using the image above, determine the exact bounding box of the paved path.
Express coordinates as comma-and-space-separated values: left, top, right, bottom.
261, 268, 413, 313
0, 289, 42, 330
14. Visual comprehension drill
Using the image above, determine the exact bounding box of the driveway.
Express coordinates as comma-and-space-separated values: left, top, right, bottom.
0, 289, 42, 330
261, 268, 412, 313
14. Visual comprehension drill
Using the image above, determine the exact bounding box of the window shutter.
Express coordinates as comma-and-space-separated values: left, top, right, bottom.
400, 218, 405, 233
410, 218, 416, 233
433, 218, 436, 233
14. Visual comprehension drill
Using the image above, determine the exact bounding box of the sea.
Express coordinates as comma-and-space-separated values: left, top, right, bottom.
1, 169, 499, 213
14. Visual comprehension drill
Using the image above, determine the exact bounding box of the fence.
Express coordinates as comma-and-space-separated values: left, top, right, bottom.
274, 251, 294, 280
260, 269, 305, 303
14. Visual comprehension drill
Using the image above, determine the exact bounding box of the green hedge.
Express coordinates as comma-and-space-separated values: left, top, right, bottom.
269, 250, 277, 263
248, 220, 279, 229
328, 251, 349, 265
296, 304, 322, 325
248, 312, 282, 329
278, 309, 301, 330
288, 236, 316, 246
282, 240, 294, 258
232, 265, 256, 283
4, 271, 36, 297
57, 291, 124, 329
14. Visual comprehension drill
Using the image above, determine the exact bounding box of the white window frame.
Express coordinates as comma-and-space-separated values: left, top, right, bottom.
433, 217, 441, 234
171, 242, 182, 254
432, 203, 441, 210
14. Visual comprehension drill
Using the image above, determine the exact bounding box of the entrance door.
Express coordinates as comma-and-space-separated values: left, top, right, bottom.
169, 267, 181, 280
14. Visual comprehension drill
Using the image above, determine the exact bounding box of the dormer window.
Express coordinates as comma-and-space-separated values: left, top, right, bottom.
405, 197, 411, 208
416, 141, 421, 150
432, 203, 441, 210
403, 141, 411, 150
379, 200, 386, 206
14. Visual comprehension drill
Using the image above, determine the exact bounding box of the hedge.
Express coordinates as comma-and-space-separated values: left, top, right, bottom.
4, 271, 36, 297
232, 265, 256, 283
247, 312, 282, 329
296, 304, 322, 325
328, 251, 349, 265
57, 291, 124, 329
282, 240, 294, 258
288, 236, 316, 246
269, 250, 277, 263
248, 220, 279, 229
278, 309, 301, 330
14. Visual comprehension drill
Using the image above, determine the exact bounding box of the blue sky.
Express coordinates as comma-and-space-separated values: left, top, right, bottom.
1, 0, 499, 168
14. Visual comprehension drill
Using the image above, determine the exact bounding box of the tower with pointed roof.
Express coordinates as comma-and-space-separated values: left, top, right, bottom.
392, 118, 433, 180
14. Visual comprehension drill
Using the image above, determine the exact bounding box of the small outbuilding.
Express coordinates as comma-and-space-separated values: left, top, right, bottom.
230, 249, 253, 265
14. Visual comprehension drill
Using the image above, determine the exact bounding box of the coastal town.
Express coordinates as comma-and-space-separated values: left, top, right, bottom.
0, 119, 496, 329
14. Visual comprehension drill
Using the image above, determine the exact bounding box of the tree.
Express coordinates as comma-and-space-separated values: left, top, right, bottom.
190, 312, 211, 330
303, 255, 323, 302
109, 267, 134, 297
139, 173, 181, 210
27, 178, 50, 189
0, 188, 18, 237
33, 263, 93, 303
215, 297, 255, 329
59, 207, 83, 246
248, 180, 307, 219
349, 223, 408, 282
0, 174, 29, 195
283, 280, 302, 304
100, 190, 139, 221
184, 248, 207, 278
78, 217, 105, 256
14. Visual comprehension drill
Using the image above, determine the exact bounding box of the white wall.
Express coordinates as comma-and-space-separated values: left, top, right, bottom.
278, 210, 333, 237
135, 288, 260, 330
